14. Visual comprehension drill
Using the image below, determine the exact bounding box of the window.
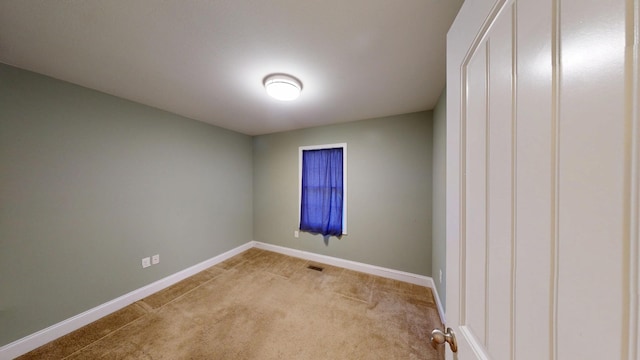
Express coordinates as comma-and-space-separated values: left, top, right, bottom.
298, 143, 347, 236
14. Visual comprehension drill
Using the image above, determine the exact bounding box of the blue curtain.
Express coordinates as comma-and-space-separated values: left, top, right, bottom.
300, 148, 343, 236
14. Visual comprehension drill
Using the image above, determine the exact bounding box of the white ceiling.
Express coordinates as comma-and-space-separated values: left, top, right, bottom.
0, 1, 463, 136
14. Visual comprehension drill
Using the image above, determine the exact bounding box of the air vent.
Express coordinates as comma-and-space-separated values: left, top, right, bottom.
307, 265, 324, 272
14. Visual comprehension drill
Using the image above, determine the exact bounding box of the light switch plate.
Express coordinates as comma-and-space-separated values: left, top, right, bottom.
142, 257, 151, 268
152, 254, 160, 265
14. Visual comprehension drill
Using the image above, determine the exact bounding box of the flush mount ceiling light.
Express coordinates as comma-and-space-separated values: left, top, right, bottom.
264, 74, 302, 101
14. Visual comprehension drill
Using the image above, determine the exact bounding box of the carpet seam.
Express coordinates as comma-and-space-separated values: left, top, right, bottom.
61, 271, 227, 358
61, 302, 150, 360
143, 267, 229, 311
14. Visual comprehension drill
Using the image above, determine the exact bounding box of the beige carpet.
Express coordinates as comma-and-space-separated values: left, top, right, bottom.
18, 248, 444, 359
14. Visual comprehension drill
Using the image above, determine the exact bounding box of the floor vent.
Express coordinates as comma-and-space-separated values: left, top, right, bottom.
307, 265, 324, 272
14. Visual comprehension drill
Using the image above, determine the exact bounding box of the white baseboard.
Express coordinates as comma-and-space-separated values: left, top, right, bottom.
0, 242, 253, 360
252, 241, 430, 286
425, 277, 447, 325
2, 241, 447, 359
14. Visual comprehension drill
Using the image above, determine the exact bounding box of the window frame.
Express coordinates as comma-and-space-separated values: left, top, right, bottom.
298, 143, 347, 235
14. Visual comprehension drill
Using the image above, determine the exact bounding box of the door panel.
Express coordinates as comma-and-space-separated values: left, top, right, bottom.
464, 41, 488, 345
485, 8, 513, 360
513, 0, 554, 358
446, 0, 638, 359
556, 1, 627, 358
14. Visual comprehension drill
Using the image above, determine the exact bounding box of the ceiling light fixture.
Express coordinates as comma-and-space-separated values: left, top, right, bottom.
264, 74, 302, 101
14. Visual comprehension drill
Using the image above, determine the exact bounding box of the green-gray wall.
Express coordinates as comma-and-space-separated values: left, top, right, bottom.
0, 63, 253, 346
253, 112, 433, 276
432, 89, 446, 308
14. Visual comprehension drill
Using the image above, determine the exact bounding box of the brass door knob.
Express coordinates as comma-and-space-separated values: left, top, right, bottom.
430, 327, 458, 353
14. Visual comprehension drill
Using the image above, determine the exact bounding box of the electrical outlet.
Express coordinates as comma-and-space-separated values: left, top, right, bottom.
142, 257, 151, 268
152, 254, 160, 265
294, 230, 299, 238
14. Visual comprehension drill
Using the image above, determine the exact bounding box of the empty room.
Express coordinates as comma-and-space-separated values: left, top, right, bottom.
2, 0, 638, 359
0, 1, 458, 359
